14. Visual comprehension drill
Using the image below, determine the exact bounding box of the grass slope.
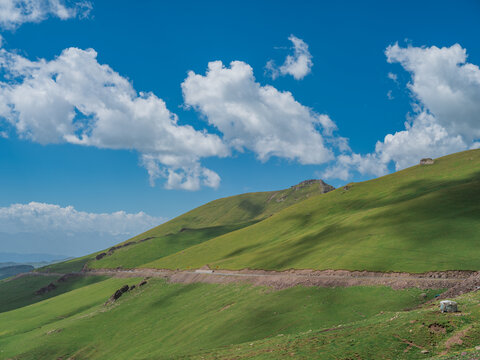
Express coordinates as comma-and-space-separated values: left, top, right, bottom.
0, 278, 437, 359
148, 149, 480, 272
45, 180, 330, 272
88, 222, 256, 270
0, 275, 108, 313
0, 264, 34, 280
196, 290, 480, 360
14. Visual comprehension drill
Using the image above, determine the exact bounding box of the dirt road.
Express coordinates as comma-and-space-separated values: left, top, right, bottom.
10, 267, 477, 291
8, 267, 479, 298
74, 268, 476, 290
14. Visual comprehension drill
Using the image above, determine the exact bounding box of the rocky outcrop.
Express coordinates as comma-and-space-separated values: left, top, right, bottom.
291, 179, 335, 193
420, 158, 434, 165
106, 284, 130, 304
57, 274, 80, 282
35, 282, 57, 295
271, 179, 335, 203
94, 237, 156, 262
104, 280, 148, 305
95, 252, 107, 260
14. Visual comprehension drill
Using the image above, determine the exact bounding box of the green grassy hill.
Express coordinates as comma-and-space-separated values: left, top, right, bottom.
194, 289, 480, 360
45, 179, 334, 272
0, 275, 439, 359
3, 149, 480, 359
145, 149, 480, 272
0, 274, 107, 313
0, 264, 34, 280
53, 149, 480, 274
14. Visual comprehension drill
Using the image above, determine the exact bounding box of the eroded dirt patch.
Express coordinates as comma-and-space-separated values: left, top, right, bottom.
442, 325, 473, 355
429, 323, 447, 334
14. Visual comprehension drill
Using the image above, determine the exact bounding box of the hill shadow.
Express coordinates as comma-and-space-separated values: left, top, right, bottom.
239, 171, 480, 271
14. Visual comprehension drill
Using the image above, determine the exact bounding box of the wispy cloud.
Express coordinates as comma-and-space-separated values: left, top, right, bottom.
0, 0, 92, 30
266, 35, 313, 80
0, 201, 165, 256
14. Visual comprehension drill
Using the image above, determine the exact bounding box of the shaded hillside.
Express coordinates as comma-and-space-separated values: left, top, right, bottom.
0, 274, 107, 313
147, 149, 480, 272
0, 276, 437, 359
195, 289, 480, 359
45, 179, 334, 272
0, 265, 34, 280
45, 149, 480, 274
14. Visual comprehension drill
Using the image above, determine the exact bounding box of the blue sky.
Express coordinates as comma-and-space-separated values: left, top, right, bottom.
0, 0, 479, 256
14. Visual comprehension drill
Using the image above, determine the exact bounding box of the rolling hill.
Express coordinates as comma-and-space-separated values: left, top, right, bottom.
0, 264, 34, 280
3, 149, 480, 359
44, 179, 335, 272
49, 148, 480, 274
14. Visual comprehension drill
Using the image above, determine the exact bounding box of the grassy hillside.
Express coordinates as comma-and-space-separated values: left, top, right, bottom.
0, 275, 108, 313
43, 180, 332, 272
0, 277, 438, 359
4, 149, 480, 359
195, 290, 480, 359
0, 264, 34, 280
146, 149, 480, 272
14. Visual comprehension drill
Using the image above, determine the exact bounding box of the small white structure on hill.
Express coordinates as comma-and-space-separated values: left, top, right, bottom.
420, 158, 435, 165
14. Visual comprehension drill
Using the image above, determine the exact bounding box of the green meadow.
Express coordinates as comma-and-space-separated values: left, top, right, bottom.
0, 274, 107, 313
195, 289, 480, 360
0, 276, 439, 359
147, 149, 480, 272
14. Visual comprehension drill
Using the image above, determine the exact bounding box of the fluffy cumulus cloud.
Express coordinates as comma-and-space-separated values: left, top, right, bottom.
0, 202, 165, 256
386, 43, 480, 142
322, 43, 480, 180
266, 35, 313, 80
0, 47, 229, 190
0, 201, 163, 235
0, 0, 92, 30
182, 60, 342, 165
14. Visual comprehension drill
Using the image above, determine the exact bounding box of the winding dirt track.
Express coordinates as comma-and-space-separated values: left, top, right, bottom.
17, 268, 479, 291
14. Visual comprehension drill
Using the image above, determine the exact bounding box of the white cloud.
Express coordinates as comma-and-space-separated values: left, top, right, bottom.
323, 43, 480, 181
0, 0, 92, 30
0, 201, 164, 235
0, 47, 229, 190
374, 111, 466, 171
386, 43, 480, 142
182, 60, 338, 165
387, 90, 394, 100
323, 112, 466, 180
387, 72, 398, 83
266, 35, 313, 80
0, 202, 165, 256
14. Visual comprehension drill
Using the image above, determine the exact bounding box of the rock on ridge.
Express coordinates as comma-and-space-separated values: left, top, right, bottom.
291, 179, 335, 193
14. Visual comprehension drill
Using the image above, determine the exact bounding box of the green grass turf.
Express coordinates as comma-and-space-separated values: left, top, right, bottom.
146, 149, 480, 272
0, 278, 439, 359
0, 265, 34, 280
39, 255, 95, 274
88, 221, 257, 270
43, 178, 329, 272
0, 274, 108, 313
194, 290, 480, 360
